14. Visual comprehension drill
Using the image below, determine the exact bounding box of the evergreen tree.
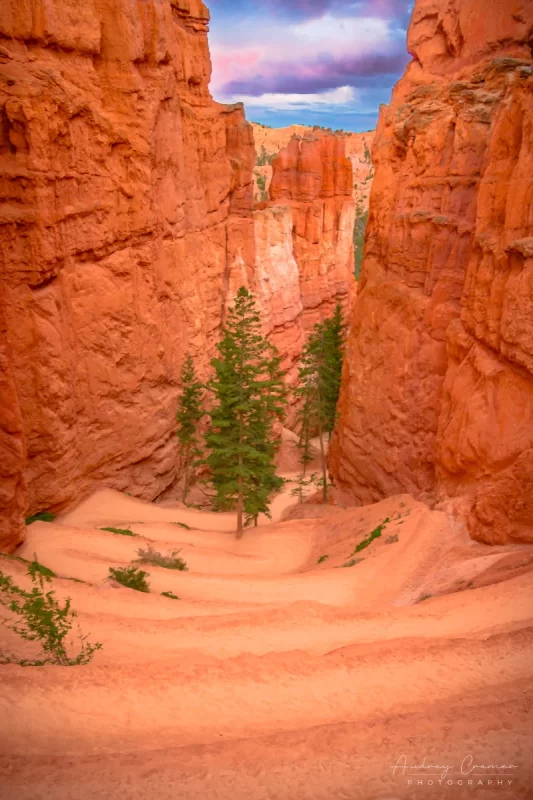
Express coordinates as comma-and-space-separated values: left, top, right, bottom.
295, 324, 329, 501
205, 287, 287, 536
176, 353, 204, 503
295, 304, 345, 502
322, 302, 346, 437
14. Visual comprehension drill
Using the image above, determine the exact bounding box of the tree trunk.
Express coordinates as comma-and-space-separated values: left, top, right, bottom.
236, 482, 243, 538
318, 422, 327, 503
182, 445, 190, 503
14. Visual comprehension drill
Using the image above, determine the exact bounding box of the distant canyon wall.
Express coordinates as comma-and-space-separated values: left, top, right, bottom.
0, 0, 354, 550
329, 0, 533, 545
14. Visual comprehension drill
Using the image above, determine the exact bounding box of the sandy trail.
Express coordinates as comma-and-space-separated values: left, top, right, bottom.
1, 488, 532, 799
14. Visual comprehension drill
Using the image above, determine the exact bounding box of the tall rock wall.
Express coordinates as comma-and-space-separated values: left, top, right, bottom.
0, 0, 255, 550
268, 132, 356, 330
329, 0, 533, 544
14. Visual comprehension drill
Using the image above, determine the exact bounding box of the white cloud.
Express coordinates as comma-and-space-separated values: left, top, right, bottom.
291, 14, 390, 50
222, 85, 357, 112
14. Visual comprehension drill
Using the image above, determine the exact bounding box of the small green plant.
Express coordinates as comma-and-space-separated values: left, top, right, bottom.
0, 564, 102, 666
108, 566, 150, 592
0, 553, 56, 577
351, 517, 390, 555
100, 527, 139, 537
417, 593, 432, 603
342, 558, 364, 568
317, 554, 329, 564
161, 591, 179, 600
136, 545, 188, 571
25, 511, 55, 525
173, 521, 191, 530
385, 534, 399, 544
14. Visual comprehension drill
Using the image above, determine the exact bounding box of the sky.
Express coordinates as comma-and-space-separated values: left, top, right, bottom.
207, 0, 414, 132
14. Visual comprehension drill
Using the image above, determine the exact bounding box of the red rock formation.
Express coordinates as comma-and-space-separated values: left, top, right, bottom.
329, 0, 533, 544
0, 0, 255, 550
268, 131, 356, 329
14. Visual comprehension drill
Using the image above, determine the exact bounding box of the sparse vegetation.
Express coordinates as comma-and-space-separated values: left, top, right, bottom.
0, 553, 56, 578
176, 353, 205, 503
385, 534, 399, 544
100, 527, 139, 537
417, 593, 432, 603
317, 555, 329, 564
350, 517, 390, 556
342, 558, 364, 568
136, 545, 188, 571
108, 566, 150, 592
290, 472, 319, 504
353, 203, 368, 280
25, 511, 55, 525
0, 563, 102, 666
173, 521, 191, 530
161, 591, 179, 600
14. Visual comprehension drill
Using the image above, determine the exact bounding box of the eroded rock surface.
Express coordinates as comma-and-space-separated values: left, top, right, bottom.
329, 0, 533, 544
268, 131, 356, 329
0, 0, 255, 548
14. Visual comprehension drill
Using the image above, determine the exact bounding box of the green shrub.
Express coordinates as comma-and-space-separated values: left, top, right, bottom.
109, 566, 150, 592
173, 521, 191, 530
136, 545, 188, 571
161, 591, 179, 600
25, 512, 55, 525
0, 564, 102, 666
100, 527, 139, 537
317, 554, 329, 564
352, 517, 390, 555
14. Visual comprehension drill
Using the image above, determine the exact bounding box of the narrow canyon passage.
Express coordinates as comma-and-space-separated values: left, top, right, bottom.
1, 486, 532, 799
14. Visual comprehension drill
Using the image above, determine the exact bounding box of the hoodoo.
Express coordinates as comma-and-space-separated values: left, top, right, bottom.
329, 0, 533, 545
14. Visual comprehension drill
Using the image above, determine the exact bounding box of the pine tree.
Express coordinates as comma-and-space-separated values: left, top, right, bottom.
205, 287, 287, 536
322, 302, 346, 438
295, 325, 329, 501
176, 353, 204, 503
295, 304, 345, 502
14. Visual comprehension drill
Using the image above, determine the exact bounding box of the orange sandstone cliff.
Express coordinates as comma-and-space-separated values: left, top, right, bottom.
0, 1, 358, 550
329, 0, 533, 545
268, 131, 355, 329
0, 0, 255, 550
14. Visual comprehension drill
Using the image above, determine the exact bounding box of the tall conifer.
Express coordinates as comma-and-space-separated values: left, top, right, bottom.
176, 353, 204, 503
205, 287, 287, 536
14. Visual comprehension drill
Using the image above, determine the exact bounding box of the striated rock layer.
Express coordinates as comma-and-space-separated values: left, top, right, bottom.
268, 131, 356, 330
330, 0, 533, 544
0, 0, 358, 550
0, 0, 255, 549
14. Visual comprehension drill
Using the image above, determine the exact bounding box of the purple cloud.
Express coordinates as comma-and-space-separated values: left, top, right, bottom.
219, 50, 410, 96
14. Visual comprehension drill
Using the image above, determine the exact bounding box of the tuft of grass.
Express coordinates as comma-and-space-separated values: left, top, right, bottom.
25, 512, 55, 525
417, 593, 432, 603
136, 545, 188, 571
349, 517, 390, 557
385, 534, 399, 544
317, 555, 329, 564
108, 566, 150, 592
342, 558, 364, 568
100, 527, 139, 537
173, 522, 191, 530
161, 591, 179, 600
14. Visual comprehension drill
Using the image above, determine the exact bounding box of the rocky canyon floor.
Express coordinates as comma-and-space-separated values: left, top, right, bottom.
1, 475, 532, 800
